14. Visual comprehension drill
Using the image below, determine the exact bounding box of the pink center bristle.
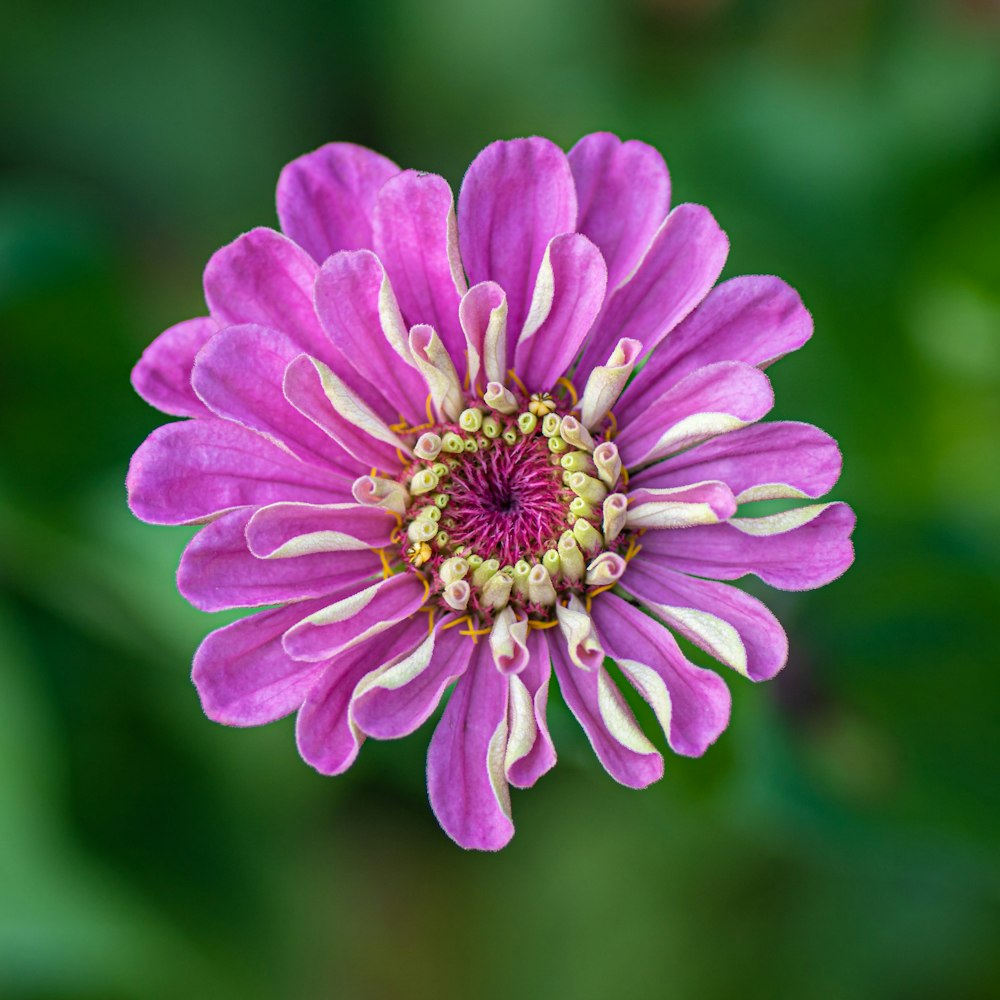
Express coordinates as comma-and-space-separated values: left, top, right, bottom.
446, 438, 569, 565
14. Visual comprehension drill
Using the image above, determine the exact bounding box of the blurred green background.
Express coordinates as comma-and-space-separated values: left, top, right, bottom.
1, 0, 998, 997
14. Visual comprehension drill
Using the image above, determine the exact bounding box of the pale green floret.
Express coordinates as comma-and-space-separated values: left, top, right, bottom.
410, 469, 439, 495
434, 531, 450, 548
407, 518, 438, 543
569, 495, 595, 519
527, 564, 557, 606
560, 450, 592, 473
421, 505, 442, 523
561, 470, 573, 486
481, 568, 514, 609
573, 518, 602, 554
484, 382, 518, 414
502, 427, 519, 446
541, 413, 561, 437
512, 560, 532, 597
472, 558, 500, 587
569, 472, 609, 505
542, 548, 561, 577
432, 492, 450, 509
440, 556, 469, 585
517, 412, 538, 435
431, 462, 449, 479
459, 407, 483, 433
467, 554, 484, 569
414, 431, 443, 460
557, 533, 585, 582
463, 438, 478, 453
547, 435, 568, 454
442, 431, 465, 453
482, 414, 502, 438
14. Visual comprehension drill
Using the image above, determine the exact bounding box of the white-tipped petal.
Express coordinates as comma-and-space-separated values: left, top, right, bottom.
555, 596, 603, 670
586, 552, 627, 587
484, 382, 519, 414
580, 337, 642, 429
593, 442, 622, 489
557, 533, 585, 582
352, 475, 410, 516
490, 607, 530, 674
443, 580, 471, 611
414, 432, 443, 460
560, 415, 596, 452
527, 564, 557, 606
602, 493, 628, 544
409, 324, 464, 421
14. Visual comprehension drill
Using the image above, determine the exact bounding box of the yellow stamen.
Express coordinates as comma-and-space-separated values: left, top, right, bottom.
556, 376, 579, 408
506, 368, 528, 396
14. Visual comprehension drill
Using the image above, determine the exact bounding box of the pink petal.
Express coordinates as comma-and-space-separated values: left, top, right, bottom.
622, 559, 788, 681
131, 317, 216, 417
191, 323, 359, 474
314, 250, 431, 425
126, 418, 347, 526
631, 420, 842, 502
513, 233, 607, 391
458, 137, 578, 351
192, 598, 332, 726
639, 502, 857, 591
591, 594, 731, 757
617, 275, 812, 426
245, 502, 396, 558
351, 618, 476, 739
372, 170, 467, 362
506, 628, 557, 789
295, 615, 428, 776
546, 628, 663, 788
427, 640, 514, 851
576, 203, 729, 377
276, 142, 400, 262
282, 572, 428, 662
615, 361, 774, 468
178, 508, 380, 612
626, 481, 737, 530
568, 132, 671, 292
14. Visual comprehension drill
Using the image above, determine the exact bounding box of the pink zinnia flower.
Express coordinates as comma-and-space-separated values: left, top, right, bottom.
128, 134, 855, 850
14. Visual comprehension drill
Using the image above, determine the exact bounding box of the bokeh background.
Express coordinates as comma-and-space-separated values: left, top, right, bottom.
2, 0, 998, 997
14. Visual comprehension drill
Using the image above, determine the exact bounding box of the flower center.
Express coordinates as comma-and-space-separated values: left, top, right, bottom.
387, 384, 633, 621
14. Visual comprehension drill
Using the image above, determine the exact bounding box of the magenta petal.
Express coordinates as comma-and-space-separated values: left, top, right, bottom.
126, 418, 345, 526
546, 629, 663, 788
352, 620, 476, 739
622, 559, 788, 681
178, 508, 380, 612
427, 641, 514, 851
314, 250, 428, 424
276, 142, 400, 262
295, 615, 428, 776
245, 502, 396, 557
513, 233, 607, 391
618, 275, 812, 425
631, 421, 842, 502
283, 354, 409, 472
372, 170, 467, 361
460, 281, 508, 391
576, 203, 729, 377
192, 598, 331, 726
203, 228, 335, 360
569, 132, 671, 292
506, 628, 557, 789
639, 502, 857, 591
615, 361, 774, 468
282, 572, 428, 662
191, 323, 359, 475
591, 594, 731, 757
131, 317, 217, 417
458, 137, 578, 349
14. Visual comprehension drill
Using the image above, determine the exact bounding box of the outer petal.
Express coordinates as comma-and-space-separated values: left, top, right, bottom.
576, 204, 729, 377
631, 421, 842, 503
276, 142, 400, 262
505, 627, 557, 788
295, 614, 428, 776
638, 502, 856, 591
314, 250, 429, 425
245, 502, 396, 558
178, 508, 380, 611
372, 170, 467, 361
460, 281, 507, 391
622, 559, 788, 681
617, 275, 812, 426
427, 640, 514, 851
126, 418, 346, 526
203, 228, 330, 361
546, 625, 663, 788
592, 594, 731, 757
513, 233, 607, 391
131, 317, 216, 417
191, 323, 358, 473
615, 361, 775, 469
282, 572, 428, 662
192, 598, 331, 726
626, 481, 737, 530
458, 137, 578, 350
351, 619, 476, 739
568, 132, 671, 291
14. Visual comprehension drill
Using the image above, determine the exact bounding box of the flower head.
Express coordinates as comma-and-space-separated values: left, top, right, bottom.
128, 134, 855, 850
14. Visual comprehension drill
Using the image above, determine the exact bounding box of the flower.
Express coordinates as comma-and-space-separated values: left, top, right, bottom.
128, 134, 855, 850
